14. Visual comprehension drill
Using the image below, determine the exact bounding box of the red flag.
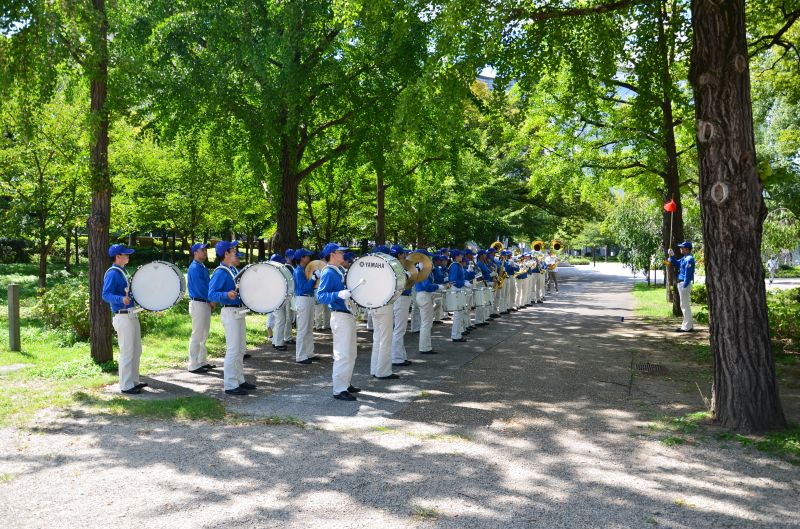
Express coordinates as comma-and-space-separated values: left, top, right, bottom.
663, 198, 677, 213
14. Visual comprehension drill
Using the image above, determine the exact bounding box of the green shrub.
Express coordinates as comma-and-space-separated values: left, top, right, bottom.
568, 257, 591, 265
36, 279, 91, 341
691, 283, 708, 305
768, 288, 800, 352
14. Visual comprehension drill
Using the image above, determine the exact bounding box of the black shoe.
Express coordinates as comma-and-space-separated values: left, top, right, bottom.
225, 387, 248, 395
273, 345, 288, 351
201, 364, 217, 370
419, 350, 438, 355
133, 382, 149, 389
489, 314, 499, 319
477, 322, 489, 326
367, 328, 374, 332
286, 339, 296, 344
121, 387, 142, 395
451, 338, 467, 342
189, 367, 210, 374
347, 385, 362, 393
392, 360, 413, 366
243, 353, 252, 359
239, 382, 256, 390
296, 358, 313, 365
374, 373, 401, 379
467, 326, 476, 330
675, 328, 695, 333
333, 391, 356, 401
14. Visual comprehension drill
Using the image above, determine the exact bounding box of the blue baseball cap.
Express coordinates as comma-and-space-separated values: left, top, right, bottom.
412, 249, 431, 257
487, 248, 497, 254
464, 249, 474, 256
108, 244, 135, 257
438, 247, 449, 253
477, 249, 487, 256
677, 241, 693, 249
344, 251, 356, 263
270, 253, 286, 263
390, 244, 408, 256
215, 240, 241, 257
284, 249, 295, 259
322, 242, 348, 258
450, 249, 463, 257
432, 254, 445, 261
190, 242, 208, 254
293, 248, 312, 259
373, 245, 391, 254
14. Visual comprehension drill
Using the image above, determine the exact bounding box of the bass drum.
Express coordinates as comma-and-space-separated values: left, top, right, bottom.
237, 262, 294, 314
346, 253, 406, 309
130, 260, 186, 312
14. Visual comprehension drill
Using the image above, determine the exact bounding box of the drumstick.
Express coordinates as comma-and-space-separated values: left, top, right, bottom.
350, 278, 367, 292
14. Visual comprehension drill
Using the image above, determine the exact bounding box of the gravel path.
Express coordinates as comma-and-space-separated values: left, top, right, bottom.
1, 264, 798, 528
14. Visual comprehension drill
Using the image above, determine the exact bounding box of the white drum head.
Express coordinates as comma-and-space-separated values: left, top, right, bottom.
346, 254, 405, 309
238, 262, 293, 314
130, 261, 185, 312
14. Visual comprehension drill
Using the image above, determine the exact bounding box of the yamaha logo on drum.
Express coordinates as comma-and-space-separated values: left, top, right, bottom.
359, 261, 385, 268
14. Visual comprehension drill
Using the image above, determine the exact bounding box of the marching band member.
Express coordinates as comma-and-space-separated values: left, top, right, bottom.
102, 244, 145, 395
504, 251, 517, 312
391, 245, 414, 366
268, 253, 289, 352
487, 247, 501, 318
432, 254, 447, 322
475, 250, 493, 326
283, 249, 296, 345
368, 245, 399, 379
448, 249, 467, 342
532, 255, 545, 303
545, 251, 560, 293
463, 249, 477, 334
668, 241, 696, 333
514, 255, 528, 310
316, 242, 361, 401
208, 241, 254, 395
413, 249, 442, 355
292, 248, 317, 364
187, 242, 217, 374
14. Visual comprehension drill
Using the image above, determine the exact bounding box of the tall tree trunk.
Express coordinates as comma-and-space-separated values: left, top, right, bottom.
171, 229, 177, 262
258, 238, 265, 261
274, 147, 301, 253
64, 230, 72, 273
38, 239, 47, 290
74, 226, 80, 267
658, 0, 685, 316
161, 231, 168, 260
88, 0, 112, 363
376, 166, 386, 245
690, 0, 785, 432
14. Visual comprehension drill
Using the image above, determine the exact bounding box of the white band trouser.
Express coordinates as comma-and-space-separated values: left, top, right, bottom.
509, 277, 517, 309
391, 295, 413, 363
433, 293, 444, 322
331, 311, 357, 394
416, 291, 434, 352
451, 289, 464, 340
295, 296, 315, 361
284, 304, 294, 341
410, 296, 421, 332
271, 303, 287, 346
221, 307, 246, 391
370, 304, 394, 377
187, 300, 211, 370
677, 283, 693, 331
113, 312, 142, 391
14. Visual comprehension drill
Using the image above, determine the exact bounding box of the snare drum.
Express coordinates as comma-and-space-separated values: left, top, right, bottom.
237, 262, 294, 314
346, 253, 406, 309
130, 260, 186, 312
443, 289, 463, 312
474, 287, 490, 307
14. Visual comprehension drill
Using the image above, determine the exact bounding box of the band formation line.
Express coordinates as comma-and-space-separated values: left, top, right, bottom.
101, 239, 568, 399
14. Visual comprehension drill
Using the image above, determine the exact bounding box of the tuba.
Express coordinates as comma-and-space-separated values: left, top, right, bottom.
490, 240, 504, 252
551, 239, 564, 252
531, 239, 545, 252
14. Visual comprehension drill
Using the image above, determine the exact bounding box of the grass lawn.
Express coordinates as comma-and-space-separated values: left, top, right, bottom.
631, 282, 704, 321
0, 261, 268, 426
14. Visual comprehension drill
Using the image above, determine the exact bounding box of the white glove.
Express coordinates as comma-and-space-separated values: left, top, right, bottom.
337, 290, 351, 300
465, 281, 472, 288
415, 262, 423, 271
668, 249, 674, 256
435, 284, 442, 291
405, 270, 412, 278
312, 270, 321, 279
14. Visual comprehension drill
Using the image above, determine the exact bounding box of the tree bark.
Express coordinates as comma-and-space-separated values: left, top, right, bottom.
88, 0, 112, 363
376, 165, 386, 245
690, 0, 785, 431
74, 226, 80, 267
273, 164, 301, 253
64, 230, 72, 273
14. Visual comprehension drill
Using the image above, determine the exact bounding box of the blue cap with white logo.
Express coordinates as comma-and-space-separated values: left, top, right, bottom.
108, 244, 135, 257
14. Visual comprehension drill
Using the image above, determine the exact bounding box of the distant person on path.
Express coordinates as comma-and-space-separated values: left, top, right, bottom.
766, 257, 778, 285
187, 242, 217, 374
668, 241, 695, 333
102, 243, 146, 395
545, 252, 560, 293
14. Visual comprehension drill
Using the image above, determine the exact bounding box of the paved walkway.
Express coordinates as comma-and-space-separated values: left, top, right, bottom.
1, 264, 798, 528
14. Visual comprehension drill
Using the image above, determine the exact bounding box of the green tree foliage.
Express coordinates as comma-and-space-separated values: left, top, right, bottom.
607, 194, 661, 276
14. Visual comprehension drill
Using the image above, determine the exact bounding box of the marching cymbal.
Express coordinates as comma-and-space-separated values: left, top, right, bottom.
305, 259, 327, 287
401, 258, 418, 289
406, 252, 433, 283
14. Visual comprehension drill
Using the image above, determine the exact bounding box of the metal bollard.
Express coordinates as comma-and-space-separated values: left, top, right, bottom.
8, 284, 20, 352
